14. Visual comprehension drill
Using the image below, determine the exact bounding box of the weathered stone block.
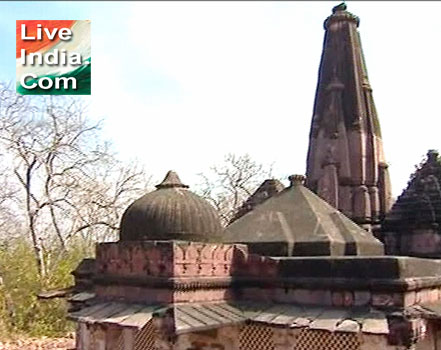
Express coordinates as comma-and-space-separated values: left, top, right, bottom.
331, 291, 344, 306
293, 289, 314, 304
372, 293, 394, 307
404, 291, 416, 306
354, 291, 371, 306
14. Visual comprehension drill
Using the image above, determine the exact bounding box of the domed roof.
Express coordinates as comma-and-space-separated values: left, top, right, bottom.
120, 171, 223, 242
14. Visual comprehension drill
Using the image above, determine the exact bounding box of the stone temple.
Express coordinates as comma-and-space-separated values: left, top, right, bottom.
305, 3, 392, 233
382, 150, 441, 258
61, 3, 441, 350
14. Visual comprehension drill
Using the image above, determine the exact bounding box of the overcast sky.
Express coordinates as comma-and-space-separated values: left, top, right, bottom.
2, 1, 441, 197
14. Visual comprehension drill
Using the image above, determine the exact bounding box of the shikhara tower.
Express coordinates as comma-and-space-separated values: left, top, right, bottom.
306, 3, 392, 231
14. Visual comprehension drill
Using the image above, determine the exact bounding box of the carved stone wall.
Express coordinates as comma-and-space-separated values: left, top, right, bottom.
174, 326, 240, 350
414, 323, 435, 350
76, 322, 159, 350
359, 334, 403, 350
75, 320, 441, 350
94, 241, 278, 303
172, 324, 412, 350
96, 242, 254, 280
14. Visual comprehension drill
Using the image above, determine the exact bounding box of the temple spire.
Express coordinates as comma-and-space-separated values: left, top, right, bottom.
306, 4, 392, 231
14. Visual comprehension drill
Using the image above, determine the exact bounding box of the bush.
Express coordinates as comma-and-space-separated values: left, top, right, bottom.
0, 239, 93, 339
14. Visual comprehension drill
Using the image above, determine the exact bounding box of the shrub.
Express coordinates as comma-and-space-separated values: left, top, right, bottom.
0, 239, 93, 338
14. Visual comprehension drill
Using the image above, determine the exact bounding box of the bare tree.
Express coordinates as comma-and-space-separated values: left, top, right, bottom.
66, 161, 151, 244
0, 162, 21, 244
197, 153, 274, 225
0, 84, 150, 277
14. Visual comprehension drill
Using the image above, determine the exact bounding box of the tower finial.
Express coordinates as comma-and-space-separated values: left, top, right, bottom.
325, 2, 359, 29
156, 170, 189, 189
332, 2, 347, 13
289, 175, 306, 186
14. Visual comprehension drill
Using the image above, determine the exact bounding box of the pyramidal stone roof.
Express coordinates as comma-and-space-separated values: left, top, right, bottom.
229, 179, 285, 224
224, 175, 384, 257
383, 150, 441, 232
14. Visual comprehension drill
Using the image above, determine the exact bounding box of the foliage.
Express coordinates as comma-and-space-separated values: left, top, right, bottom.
0, 239, 93, 339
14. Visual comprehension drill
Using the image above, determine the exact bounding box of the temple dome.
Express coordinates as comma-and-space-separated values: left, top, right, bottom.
120, 171, 223, 242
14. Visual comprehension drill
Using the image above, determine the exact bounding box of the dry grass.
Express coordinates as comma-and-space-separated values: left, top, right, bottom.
0, 335, 75, 350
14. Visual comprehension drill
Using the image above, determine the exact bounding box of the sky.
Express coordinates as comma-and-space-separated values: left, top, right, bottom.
1, 1, 441, 197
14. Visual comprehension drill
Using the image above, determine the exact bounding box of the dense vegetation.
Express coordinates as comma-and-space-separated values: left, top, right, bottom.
0, 240, 93, 338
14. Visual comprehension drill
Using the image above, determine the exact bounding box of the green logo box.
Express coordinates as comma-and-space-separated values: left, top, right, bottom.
16, 20, 91, 95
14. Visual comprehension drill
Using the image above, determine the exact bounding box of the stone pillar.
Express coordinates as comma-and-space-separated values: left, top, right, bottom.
105, 326, 121, 350
369, 186, 380, 222
123, 328, 135, 350
353, 185, 371, 224
78, 323, 90, 350
95, 326, 106, 350
378, 163, 393, 219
